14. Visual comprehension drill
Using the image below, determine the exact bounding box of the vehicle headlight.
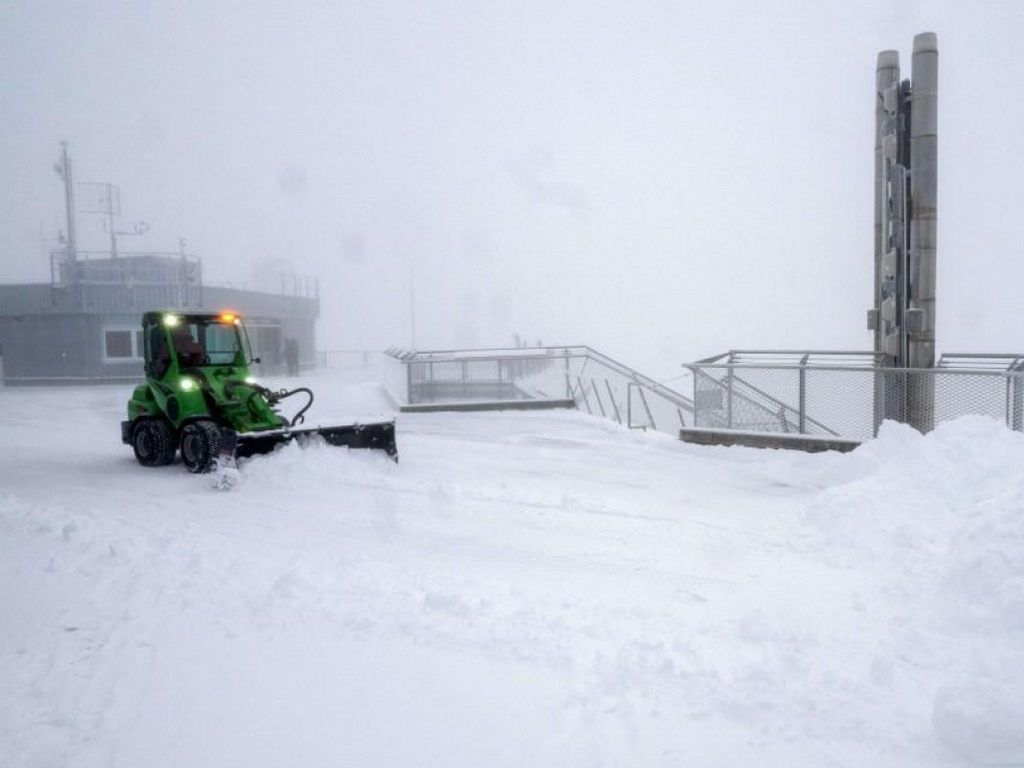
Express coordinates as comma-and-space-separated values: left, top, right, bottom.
244, 375, 257, 385
179, 376, 197, 392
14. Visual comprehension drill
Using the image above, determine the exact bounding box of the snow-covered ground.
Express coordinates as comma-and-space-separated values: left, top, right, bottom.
2, 367, 1023, 768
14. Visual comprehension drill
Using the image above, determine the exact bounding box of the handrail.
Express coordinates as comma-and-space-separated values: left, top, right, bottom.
386, 345, 590, 361
697, 350, 882, 366
381, 347, 1024, 440
577, 347, 694, 415
938, 353, 1024, 372
388, 346, 695, 415
690, 361, 1024, 377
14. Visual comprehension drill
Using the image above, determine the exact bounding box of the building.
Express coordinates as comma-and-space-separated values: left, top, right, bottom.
0, 250, 318, 385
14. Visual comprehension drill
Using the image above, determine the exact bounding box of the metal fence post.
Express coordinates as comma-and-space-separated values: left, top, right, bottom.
1013, 369, 1024, 431
798, 353, 809, 434
605, 380, 621, 424
592, 381, 607, 417
690, 369, 699, 427
579, 376, 592, 414
726, 366, 734, 429
638, 386, 656, 431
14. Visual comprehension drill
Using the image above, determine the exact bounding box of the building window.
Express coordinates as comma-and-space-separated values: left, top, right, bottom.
103, 329, 144, 361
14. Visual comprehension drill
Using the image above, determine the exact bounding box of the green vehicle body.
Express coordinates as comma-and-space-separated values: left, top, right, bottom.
121, 310, 397, 472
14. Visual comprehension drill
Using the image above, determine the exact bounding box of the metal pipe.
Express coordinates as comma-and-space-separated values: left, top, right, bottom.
874, 50, 900, 355
1013, 372, 1024, 431
605, 380, 622, 424
60, 142, 78, 265
726, 368, 734, 428
638, 387, 656, 431
577, 376, 592, 414
798, 353, 809, 434
907, 32, 938, 433
909, 32, 938, 370
592, 381, 607, 418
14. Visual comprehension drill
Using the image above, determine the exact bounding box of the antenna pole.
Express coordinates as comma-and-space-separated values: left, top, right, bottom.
58, 141, 77, 263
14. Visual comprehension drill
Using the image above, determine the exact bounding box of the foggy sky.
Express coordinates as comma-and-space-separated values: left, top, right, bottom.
3, 0, 1023, 378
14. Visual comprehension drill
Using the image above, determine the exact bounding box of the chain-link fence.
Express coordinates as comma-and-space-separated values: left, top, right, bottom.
383, 348, 1024, 442
688, 351, 1024, 440
383, 347, 694, 436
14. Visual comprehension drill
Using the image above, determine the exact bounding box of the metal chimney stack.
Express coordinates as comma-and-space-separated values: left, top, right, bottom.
908, 32, 938, 372
872, 49, 901, 359
869, 33, 938, 431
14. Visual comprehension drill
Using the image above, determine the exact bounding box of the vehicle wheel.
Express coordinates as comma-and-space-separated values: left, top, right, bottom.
180, 420, 222, 474
132, 419, 177, 467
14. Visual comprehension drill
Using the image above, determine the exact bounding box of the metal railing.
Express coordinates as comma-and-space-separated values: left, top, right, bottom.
383, 347, 694, 435
50, 251, 204, 309
318, 350, 381, 369
687, 350, 1024, 440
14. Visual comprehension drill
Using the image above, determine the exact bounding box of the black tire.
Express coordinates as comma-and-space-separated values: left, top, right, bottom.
180, 420, 222, 474
132, 419, 177, 467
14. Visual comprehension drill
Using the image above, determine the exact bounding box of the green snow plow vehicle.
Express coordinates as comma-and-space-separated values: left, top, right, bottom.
121, 310, 397, 472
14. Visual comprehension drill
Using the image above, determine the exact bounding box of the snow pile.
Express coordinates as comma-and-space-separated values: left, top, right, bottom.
1, 378, 1023, 768
794, 417, 1024, 765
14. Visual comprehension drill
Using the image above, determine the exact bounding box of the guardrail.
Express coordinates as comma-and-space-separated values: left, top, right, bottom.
686, 350, 1024, 440
318, 350, 381, 369
383, 347, 694, 436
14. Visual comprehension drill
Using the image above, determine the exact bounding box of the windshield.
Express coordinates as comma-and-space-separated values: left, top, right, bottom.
145, 313, 245, 368
198, 319, 242, 365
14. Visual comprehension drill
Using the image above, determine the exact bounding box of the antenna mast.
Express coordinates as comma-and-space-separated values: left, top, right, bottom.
56, 141, 77, 264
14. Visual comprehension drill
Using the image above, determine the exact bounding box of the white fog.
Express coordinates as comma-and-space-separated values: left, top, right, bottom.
3, 1, 1024, 377
4, 4, 1024, 767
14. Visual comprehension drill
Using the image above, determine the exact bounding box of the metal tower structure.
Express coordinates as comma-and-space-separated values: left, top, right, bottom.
869, 32, 938, 430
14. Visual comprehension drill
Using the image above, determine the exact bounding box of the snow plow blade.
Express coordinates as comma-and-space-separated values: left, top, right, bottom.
220, 420, 398, 464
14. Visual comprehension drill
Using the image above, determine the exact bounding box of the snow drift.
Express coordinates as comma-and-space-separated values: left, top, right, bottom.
1, 374, 1022, 767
